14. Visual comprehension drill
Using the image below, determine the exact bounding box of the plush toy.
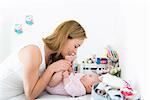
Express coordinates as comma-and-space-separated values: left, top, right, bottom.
109, 66, 121, 77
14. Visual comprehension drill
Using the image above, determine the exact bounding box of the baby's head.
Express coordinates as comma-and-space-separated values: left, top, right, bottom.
80, 73, 101, 93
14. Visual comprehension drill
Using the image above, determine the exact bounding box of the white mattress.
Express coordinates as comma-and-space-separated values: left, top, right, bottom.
10, 92, 91, 100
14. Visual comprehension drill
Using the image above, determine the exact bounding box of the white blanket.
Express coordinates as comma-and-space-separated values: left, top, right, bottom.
10, 92, 91, 100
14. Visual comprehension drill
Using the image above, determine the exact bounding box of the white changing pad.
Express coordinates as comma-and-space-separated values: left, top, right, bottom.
10, 92, 91, 100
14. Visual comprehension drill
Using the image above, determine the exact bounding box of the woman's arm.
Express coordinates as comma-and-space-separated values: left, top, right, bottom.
19, 45, 54, 100
48, 71, 63, 87
19, 45, 71, 100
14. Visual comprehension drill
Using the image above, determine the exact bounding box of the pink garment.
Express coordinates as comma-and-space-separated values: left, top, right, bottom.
46, 82, 69, 96
46, 73, 86, 97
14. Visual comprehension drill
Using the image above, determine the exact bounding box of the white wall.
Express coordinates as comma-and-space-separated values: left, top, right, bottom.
120, 0, 150, 99
0, 0, 150, 99
0, 0, 126, 58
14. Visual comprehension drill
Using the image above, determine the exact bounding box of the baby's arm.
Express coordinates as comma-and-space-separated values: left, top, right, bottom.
48, 71, 63, 87
49, 54, 74, 87
63, 71, 70, 86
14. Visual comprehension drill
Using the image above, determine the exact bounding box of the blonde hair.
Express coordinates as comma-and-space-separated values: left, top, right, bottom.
43, 20, 87, 56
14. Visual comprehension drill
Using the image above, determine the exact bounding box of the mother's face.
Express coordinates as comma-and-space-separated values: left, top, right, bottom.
61, 38, 84, 57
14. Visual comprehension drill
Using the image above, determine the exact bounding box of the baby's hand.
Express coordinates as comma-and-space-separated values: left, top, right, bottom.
63, 71, 70, 78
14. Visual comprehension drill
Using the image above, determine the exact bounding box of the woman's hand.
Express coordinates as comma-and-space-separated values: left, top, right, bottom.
47, 59, 72, 73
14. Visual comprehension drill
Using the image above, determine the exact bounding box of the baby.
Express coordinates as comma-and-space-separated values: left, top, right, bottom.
46, 71, 101, 97
46, 54, 101, 97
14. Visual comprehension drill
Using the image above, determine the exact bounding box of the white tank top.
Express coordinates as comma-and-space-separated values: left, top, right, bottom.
0, 40, 46, 100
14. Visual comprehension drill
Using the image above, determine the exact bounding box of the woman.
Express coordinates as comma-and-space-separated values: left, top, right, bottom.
0, 20, 87, 100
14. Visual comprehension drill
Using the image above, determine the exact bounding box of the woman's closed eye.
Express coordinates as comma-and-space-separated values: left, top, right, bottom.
75, 44, 80, 48
75, 45, 79, 48
75, 45, 78, 48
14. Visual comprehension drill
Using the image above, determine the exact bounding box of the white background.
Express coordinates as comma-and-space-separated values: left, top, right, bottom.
0, 0, 150, 99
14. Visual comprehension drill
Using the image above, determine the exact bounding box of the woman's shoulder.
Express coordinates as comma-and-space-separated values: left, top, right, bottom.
19, 44, 41, 55
17, 40, 43, 55
18, 44, 42, 65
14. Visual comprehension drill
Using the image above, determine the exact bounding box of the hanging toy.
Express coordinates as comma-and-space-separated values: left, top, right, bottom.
14, 24, 23, 34
25, 15, 33, 25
